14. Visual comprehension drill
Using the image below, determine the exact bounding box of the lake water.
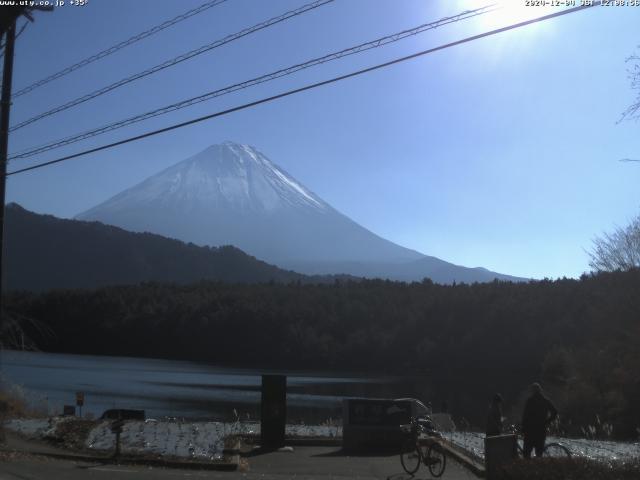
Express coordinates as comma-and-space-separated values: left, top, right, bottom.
0, 350, 420, 421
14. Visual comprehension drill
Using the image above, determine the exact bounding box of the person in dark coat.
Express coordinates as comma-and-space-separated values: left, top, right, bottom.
486, 393, 503, 437
521, 383, 557, 458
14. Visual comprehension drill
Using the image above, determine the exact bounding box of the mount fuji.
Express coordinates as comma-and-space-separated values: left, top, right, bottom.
77, 142, 523, 283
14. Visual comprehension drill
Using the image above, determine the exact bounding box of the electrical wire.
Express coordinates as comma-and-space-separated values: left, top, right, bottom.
11, 0, 228, 98
9, 0, 334, 132
9, 4, 496, 161
0, 21, 29, 62
6, 2, 599, 177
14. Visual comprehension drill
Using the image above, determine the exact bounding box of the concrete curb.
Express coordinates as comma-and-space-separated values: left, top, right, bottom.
440, 439, 486, 477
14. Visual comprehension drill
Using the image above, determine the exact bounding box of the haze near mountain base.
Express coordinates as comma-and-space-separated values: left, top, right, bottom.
77, 142, 523, 283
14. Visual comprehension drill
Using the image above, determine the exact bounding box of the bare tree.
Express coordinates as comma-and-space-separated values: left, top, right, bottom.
620, 47, 640, 122
589, 214, 640, 272
0, 310, 52, 350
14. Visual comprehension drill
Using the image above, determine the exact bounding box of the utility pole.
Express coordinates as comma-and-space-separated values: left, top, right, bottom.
1, 7, 26, 37
0, 18, 17, 343
0, 6, 52, 345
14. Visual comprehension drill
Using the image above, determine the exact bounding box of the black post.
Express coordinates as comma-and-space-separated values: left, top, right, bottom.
0, 21, 16, 339
114, 429, 121, 457
111, 411, 124, 460
260, 375, 286, 449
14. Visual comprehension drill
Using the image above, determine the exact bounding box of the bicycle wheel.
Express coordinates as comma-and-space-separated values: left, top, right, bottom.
400, 439, 421, 474
426, 442, 447, 477
544, 442, 571, 457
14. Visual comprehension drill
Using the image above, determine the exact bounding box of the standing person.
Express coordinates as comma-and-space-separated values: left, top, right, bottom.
486, 393, 503, 437
521, 383, 558, 458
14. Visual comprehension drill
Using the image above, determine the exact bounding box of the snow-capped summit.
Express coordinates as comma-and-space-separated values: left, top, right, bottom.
179, 142, 328, 212
77, 142, 523, 283
77, 142, 422, 265
90, 142, 327, 216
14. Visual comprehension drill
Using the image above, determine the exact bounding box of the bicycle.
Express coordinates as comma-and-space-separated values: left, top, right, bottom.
507, 425, 571, 458
399, 416, 446, 477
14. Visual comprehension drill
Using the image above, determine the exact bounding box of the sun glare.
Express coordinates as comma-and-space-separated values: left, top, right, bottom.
460, 0, 558, 31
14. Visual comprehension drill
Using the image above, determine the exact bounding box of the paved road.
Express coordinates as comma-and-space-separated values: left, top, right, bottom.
0, 446, 479, 480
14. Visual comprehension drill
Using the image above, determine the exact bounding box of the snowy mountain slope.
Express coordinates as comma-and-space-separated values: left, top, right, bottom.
77, 142, 523, 283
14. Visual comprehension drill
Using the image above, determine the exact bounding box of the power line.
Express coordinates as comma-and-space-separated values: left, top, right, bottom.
0, 21, 29, 61
9, 4, 497, 161
11, 0, 228, 98
1, 21, 29, 46
9, 0, 334, 132
6, 2, 599, 177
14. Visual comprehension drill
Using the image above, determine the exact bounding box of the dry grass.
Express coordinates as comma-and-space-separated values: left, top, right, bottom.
0, 379, 50, 444
48, 418, 97, 451
0, 388, 31, 419
0, 375, 51, 419
0, 387, 26, 444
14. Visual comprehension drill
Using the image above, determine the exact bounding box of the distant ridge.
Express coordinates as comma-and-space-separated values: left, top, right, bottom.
76, 142, 525, 283
3, 203, 327, 292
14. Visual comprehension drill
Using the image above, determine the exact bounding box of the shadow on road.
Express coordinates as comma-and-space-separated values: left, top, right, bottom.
386, 474, 422, 480
311, 448, 399, 458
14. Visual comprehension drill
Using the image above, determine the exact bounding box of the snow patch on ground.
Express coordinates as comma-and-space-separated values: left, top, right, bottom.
5, 418, 342, 460
86, 420, 228, 461
443, 431, 640, 462
4, 418, 59, 438
84, 421, 341, 459
10, 418, 635, 462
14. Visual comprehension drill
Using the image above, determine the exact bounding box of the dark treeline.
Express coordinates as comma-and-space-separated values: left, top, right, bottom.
4, 203, 349, 291
5, 269, 640, 439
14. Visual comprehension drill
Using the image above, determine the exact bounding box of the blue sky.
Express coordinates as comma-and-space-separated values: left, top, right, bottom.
4, 0, 639, 280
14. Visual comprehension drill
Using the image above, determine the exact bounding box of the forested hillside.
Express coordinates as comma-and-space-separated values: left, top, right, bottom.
3, 203, 313, 290
5, 269, 639, 439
